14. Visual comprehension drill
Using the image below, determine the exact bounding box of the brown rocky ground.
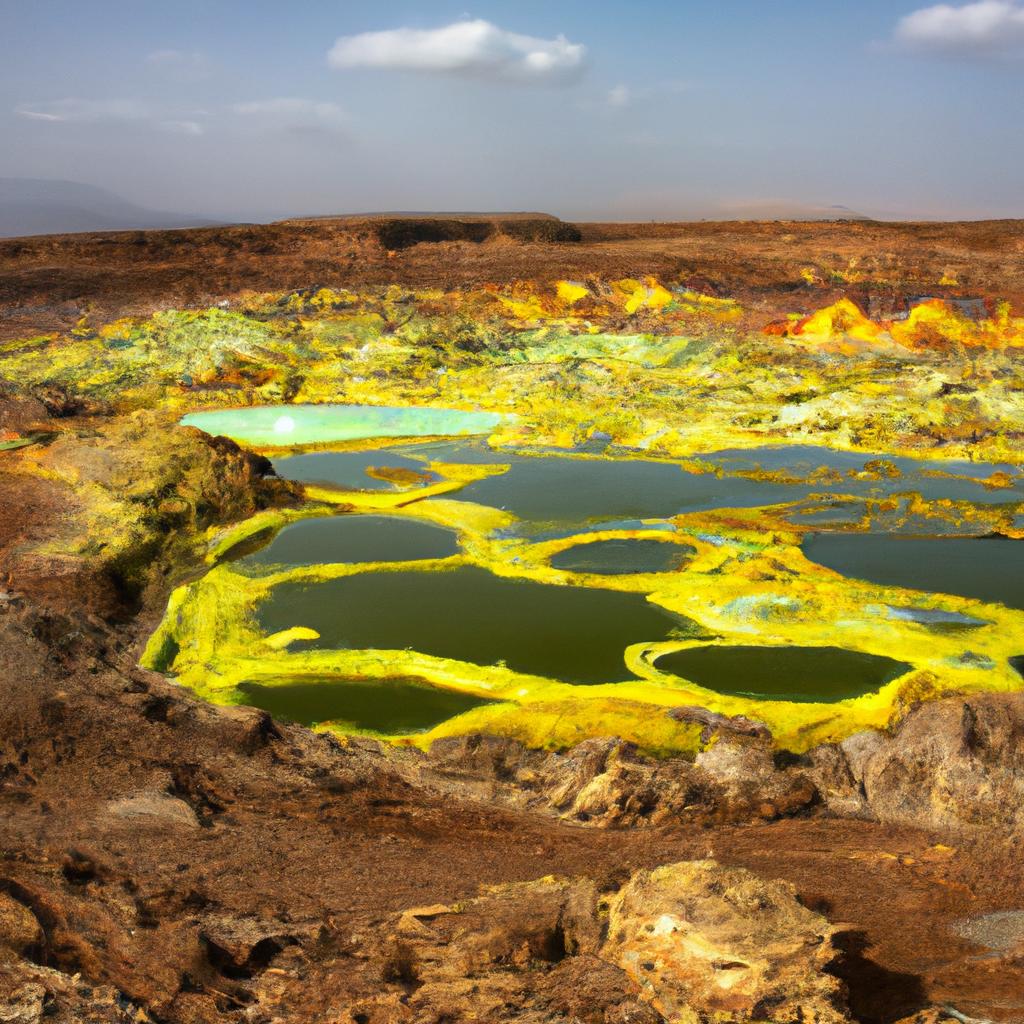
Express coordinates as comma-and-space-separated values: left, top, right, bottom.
2, 216, 1024, 340
2, 220, 1024, 1022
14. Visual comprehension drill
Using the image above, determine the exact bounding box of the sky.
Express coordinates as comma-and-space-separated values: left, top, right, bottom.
2, 0, 1024, 221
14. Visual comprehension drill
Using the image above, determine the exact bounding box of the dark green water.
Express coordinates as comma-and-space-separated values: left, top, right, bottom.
256, 566, 697, 684
240, 515, 458, 566
706, 446, 1023, 505
426, 445, 805, 522
274, 440, 1021, 526
550, 538, 694, 575
272, 448, 437, 491
655, 645, 911, 701
802, 534, 1024, 609
210, 436, 1024, 723
235, 676, 492, 733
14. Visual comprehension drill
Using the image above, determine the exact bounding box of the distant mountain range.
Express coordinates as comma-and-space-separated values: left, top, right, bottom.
0, 178, 216, 238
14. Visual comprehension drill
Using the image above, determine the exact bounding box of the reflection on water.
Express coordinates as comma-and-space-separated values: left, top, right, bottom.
803, 534, 1024, 609
407, 442, 807, 523
272, 448, 438, 491
240, 515, 458, 567
236, 676, 493, 733
257, 566, 697, 684
180, 403, 505, 447
656, 644, 911, 701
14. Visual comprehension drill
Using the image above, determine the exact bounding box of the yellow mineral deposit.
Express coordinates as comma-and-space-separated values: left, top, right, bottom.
142, 447, 1024, 758
776, 296, 1024, 351
6, 276, 1021, 758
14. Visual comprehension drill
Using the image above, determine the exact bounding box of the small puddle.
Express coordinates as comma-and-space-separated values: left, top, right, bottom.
235, 676, 493, 733
180, 404, 505, 447
550, 538, 694, 575
239, 515, 458, 567
803, 534, 1024, 609
0, 432, 52, 453
655, 644, 911, 701
256, 566, 696, 684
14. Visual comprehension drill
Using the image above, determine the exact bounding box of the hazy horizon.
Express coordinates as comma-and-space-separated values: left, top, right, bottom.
3, 1, 1024, 225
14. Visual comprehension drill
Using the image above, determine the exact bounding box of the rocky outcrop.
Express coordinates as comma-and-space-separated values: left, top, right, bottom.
333, 860, 850, 1023
427, 733, 818, 828
604, 861, 847, 1023
0, 887, 152, 1022
431, 691, 1024, 842
2, 414, 298, 617
0, 960, 149, 1023
809, 693, 1024, 836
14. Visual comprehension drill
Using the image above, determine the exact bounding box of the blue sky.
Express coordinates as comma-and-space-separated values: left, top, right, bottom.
2, 0, 1023, 220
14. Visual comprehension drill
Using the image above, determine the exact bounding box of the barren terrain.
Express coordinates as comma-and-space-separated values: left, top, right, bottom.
2, 218, 1024, 1023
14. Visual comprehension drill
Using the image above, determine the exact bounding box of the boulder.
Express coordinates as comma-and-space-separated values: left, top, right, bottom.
353, 860, 853, 1022
428, 734, 819, 828
603, 861, 848, 1023
104, 791, 200, 829
807, 694, 1024, 836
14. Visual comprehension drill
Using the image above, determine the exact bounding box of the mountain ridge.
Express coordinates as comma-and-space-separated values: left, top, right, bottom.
0, 177, 217, 237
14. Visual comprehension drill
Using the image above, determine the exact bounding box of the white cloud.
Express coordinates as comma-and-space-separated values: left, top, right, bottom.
15, 98, 149, 123
14, 98, 207, 137
894, 1, 1024, 55
327, 19, 585, 82
232, 98, 349, 133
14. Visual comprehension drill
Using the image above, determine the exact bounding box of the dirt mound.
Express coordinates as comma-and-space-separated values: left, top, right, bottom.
375, 219, 496, 249
373, 217, 582, 250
